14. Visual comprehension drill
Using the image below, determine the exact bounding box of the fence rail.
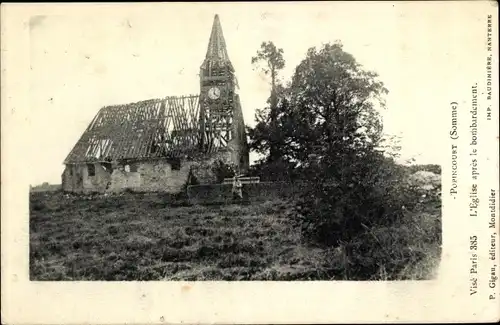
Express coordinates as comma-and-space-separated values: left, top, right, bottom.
222, 176, 260, 184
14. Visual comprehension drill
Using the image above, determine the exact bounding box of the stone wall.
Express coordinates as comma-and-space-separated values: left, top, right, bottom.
189, 150, 234, 184
228, 95, 249, 173
62, 163, 111, 193
62, 152, 237, 194
107, 159, 194, 193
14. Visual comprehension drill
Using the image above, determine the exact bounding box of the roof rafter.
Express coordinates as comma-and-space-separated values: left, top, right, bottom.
64, 95, 203, 164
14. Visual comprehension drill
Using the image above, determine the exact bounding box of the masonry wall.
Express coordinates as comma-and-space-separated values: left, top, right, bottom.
229, 95, 250, 173
189, 150, 233, 184
62, 152, 235, 194
108, 160, 194, 193
62, 163, 111, 193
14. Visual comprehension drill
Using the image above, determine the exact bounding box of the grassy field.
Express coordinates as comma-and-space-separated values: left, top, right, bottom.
30, 189, 441, 281
30, 192, 335, 280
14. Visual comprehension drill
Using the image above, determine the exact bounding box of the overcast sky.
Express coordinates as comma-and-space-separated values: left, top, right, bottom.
24, 2, 489, 185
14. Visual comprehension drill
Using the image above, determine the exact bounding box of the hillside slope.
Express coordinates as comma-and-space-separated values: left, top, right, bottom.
30, 188, 441, 281
30, 192, 335, 280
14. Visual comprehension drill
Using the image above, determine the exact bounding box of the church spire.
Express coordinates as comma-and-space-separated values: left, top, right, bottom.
202, 14, 234, 71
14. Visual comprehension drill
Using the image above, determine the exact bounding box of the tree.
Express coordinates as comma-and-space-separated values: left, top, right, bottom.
251, 41, 286, 162
285, 42, 407, 247
246, 84, 302, 181
285, 41, 387, 169
247, 41, 438, 280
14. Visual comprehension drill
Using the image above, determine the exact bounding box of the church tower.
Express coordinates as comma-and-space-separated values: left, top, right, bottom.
199, 15, 248, 172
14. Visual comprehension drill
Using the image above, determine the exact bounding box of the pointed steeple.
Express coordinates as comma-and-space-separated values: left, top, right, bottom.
201, 14, 234, 71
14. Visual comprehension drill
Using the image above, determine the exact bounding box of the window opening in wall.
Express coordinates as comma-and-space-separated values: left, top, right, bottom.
69, 167, 73, 176
130, 163, 138, 172
170, 158, 181, 170
87, 164, 95, 176
102, 163, 113, 173
124, 164, 130, 172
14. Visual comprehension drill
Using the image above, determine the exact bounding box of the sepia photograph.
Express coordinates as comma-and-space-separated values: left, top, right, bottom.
28, 5, 442, 282
2, 1, 498, 324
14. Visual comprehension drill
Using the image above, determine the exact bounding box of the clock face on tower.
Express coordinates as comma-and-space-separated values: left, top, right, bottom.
208, 87, 221, 100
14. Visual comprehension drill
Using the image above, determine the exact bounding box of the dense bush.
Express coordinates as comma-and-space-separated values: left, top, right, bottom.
246, 157, 300, 182
293, 151, 441, 279
294, 153, 409, 244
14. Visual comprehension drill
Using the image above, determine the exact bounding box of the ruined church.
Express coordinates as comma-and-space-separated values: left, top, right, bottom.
62, 15, 249, 193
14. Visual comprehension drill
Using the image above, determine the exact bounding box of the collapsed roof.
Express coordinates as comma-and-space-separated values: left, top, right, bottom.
64, 95, 203, 164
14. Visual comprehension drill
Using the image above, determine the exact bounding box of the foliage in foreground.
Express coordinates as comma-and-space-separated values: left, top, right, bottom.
294, 157, 442, 280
